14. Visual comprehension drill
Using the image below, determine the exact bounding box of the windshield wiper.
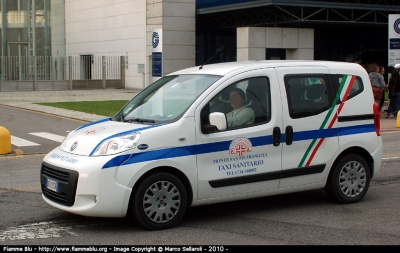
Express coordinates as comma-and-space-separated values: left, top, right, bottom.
124, 118, 155, 124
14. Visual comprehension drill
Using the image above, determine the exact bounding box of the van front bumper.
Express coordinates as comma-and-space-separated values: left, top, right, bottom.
41, 150, 132, 217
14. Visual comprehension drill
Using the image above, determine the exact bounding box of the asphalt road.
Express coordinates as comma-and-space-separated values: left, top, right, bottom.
0, 109, 400, 246
0, 105, 86, 154
1, 153, 400, 246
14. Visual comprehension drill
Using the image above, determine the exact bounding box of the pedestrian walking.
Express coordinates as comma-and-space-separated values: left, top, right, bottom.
386, 68, 398, 118
393, 66, 400, 117
386, 65, 395, 83
369, 64, 385, 106
378, 65, 387, 111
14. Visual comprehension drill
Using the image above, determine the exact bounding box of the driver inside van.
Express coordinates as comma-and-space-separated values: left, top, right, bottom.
226, 88, 255, 128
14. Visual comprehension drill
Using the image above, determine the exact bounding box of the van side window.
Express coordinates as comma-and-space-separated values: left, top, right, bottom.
201, 77, 271, 133
285, 75, 331, 119
331, 74, 364, 101
245, 77, 271, 124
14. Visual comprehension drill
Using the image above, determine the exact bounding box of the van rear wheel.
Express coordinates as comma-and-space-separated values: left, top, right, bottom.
132, 172, 187, 230
326, 154, 370, 204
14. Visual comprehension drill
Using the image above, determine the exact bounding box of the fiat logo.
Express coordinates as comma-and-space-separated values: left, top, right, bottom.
70, 141, 78, 152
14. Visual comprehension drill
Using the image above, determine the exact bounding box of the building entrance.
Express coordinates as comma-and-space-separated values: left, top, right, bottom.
7, 42, 29, 80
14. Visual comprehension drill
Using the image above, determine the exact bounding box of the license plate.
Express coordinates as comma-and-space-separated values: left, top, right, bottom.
46, 177, 59, 192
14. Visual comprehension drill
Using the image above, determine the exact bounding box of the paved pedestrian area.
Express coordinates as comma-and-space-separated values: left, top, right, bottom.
0, 89, 140, 122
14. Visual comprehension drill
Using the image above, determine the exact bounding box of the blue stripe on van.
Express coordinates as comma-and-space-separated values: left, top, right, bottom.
293, 124, 375, 141
293, 128, 337, 141
101, 123, 376, 169
102, 145, 198, 168
89, 124, 163, 156
337, 124, 375, 136
75, 118, 110, 131
102, 154, 132, 169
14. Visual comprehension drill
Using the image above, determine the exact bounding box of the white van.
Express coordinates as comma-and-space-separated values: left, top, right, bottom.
40, 60, 382, 230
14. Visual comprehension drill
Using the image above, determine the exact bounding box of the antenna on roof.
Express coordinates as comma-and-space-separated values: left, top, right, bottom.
199, 45, 225, 70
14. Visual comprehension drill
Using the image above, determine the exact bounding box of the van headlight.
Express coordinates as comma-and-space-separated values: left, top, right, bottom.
92, 133, 141, 156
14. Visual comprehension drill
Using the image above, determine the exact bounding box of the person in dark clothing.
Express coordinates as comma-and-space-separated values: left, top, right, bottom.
394, 68, 400, 117
378, 66, 387, 111
369, 64, 385, 106
386, 68, 400, 118
386, 66, 395, 84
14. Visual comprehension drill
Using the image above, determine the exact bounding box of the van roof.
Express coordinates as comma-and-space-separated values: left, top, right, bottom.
170, 60, 365, 76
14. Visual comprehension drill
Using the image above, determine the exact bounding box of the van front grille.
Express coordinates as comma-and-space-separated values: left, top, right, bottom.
42, 166, 70, 182
40, 162, 79, 207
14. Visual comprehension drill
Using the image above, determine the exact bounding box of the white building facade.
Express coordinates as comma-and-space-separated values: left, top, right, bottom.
7, 1, 393, 89
64, 0, 195, 89
63, 0, 314, 89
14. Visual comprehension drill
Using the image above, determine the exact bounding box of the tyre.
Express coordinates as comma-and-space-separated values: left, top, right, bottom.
131, 172, 187, 230
326, 154, 371, 204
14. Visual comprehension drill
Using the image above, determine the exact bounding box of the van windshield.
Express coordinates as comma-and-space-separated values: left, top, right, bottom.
112, 74, 221, 124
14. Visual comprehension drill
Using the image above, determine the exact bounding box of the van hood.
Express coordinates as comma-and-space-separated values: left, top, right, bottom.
59, 118, 162, 156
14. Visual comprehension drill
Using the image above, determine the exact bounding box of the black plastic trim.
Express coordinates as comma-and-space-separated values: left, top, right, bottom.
338, 114, 374, 122
41, 162, 79, 207
209, 164, 326, 188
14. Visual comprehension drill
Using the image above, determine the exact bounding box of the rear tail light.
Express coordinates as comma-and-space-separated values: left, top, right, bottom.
373, 102, 380, 136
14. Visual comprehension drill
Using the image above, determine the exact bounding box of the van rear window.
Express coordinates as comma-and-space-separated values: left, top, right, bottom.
331, 74, 364, 101
284, 74, 331, 119
284, 74, 364, 119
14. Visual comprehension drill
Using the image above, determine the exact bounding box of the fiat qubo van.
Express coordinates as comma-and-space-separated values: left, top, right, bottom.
41, 61, 382, 230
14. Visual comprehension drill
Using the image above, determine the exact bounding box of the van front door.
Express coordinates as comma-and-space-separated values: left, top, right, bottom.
196, 68, 283, 200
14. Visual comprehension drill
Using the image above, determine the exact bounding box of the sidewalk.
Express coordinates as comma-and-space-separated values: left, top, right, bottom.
0, 89, 399, 132
0, 89, 140, 122
379, 110, 399, 132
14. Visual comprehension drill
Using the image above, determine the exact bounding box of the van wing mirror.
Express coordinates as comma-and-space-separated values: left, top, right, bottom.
209, 112, 227, 131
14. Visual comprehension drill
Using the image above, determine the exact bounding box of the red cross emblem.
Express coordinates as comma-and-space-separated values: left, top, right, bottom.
235, 144, 247, 156
229, 137, 252, 157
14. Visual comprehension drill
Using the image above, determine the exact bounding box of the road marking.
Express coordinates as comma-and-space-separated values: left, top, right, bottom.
30, 132, 65, 143
11, 136, 40, 147
0, 222, 77, 241
0, 154, 46, 159
383, 153, 400, 158
14, 185, 41, 191
382, 156, 400, 160
381, 130, 400, 134
0, 219, 127, 242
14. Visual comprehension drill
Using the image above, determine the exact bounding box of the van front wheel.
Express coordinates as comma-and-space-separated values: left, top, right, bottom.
326, 154, 371, 204
132, 172, 187, 230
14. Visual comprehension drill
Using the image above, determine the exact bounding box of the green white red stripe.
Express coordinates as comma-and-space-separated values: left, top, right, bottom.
298, 75, 357, 167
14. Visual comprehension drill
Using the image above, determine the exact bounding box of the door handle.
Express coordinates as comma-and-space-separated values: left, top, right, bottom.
273, 127, 281, 147
285, 126, 293, 145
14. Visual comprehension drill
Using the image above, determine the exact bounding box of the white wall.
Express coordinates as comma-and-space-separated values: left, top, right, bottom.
51, 0, 66, 57
65, 0, 195, 88
65, 0, 147, 89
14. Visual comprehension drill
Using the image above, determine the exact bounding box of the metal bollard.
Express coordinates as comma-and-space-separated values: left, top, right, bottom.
397, 111, 400, 128
0, 126, 12, 154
